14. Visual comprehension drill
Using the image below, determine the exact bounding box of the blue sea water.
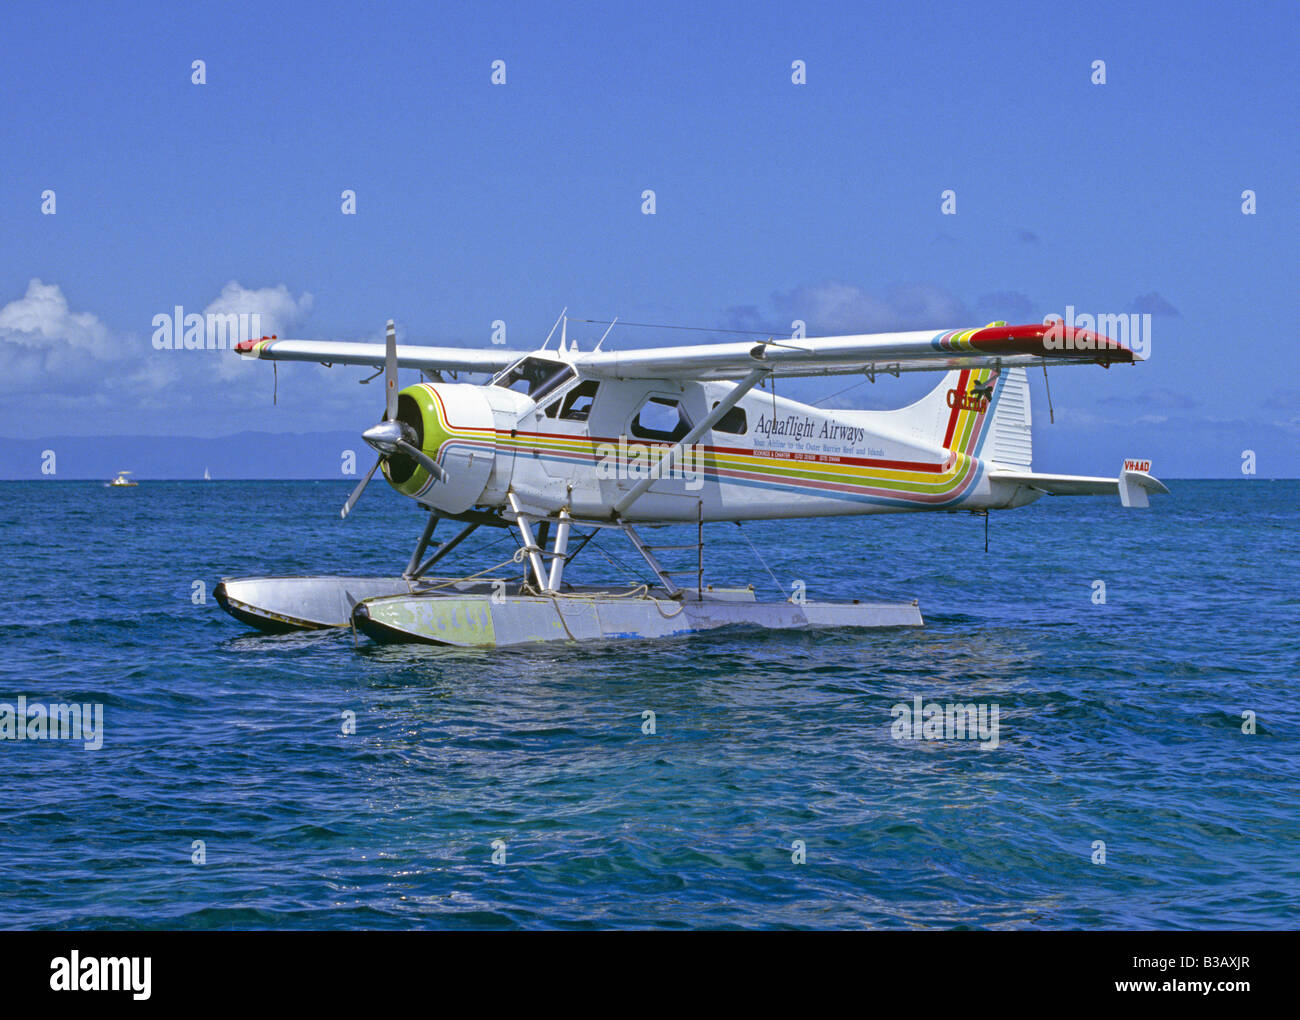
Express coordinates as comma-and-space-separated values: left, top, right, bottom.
0, 479, 1296, 930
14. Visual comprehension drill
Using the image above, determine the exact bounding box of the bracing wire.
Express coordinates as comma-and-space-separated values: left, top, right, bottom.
811, 376, 871, 407
734, 522, 786, 599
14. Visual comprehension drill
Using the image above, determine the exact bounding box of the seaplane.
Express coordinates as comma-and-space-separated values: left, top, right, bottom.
215, 314, 1168, 647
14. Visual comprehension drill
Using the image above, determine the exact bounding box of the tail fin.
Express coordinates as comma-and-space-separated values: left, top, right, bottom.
889, 366, 1032, 466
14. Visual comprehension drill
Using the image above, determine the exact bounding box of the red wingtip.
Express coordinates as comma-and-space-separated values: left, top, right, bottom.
968, 323, 1138, 363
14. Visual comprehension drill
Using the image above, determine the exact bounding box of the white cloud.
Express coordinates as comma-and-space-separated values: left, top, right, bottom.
0, 279, 112, 353
203, 280, 313, 339
0, 280, 117, 390
0, 278, 319, 428
203, 281, 313, 380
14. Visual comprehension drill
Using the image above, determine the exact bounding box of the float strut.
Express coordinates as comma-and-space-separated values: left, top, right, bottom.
507, 491, 549, 591
410, 521, 479, 580
546, 510, 572, 592
403, 512, 440, 579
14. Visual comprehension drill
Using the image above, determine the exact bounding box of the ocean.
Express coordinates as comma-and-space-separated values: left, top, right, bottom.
1, 479, 1296, 929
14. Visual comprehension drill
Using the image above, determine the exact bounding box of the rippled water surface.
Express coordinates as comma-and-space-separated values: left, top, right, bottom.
1, 479, 1296, 929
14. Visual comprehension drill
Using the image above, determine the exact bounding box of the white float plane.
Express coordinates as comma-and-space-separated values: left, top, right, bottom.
215, 314, 1167, 646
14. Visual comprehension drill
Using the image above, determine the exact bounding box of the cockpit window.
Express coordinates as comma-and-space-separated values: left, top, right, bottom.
493, 357, 574, 402
542, 379, 601, 420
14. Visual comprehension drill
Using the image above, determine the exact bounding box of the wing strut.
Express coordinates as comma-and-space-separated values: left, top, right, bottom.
612, 367, 767, 515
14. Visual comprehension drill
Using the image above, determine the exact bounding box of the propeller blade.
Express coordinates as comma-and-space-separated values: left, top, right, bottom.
394, 439, 449, 484
340, 456, 381, 519
384, 319, 398, 421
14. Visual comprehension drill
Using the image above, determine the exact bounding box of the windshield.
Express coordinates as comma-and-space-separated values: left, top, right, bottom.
493, 357, 575, 403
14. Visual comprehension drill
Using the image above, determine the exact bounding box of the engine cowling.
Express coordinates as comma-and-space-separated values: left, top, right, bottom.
382, 382, 496, 513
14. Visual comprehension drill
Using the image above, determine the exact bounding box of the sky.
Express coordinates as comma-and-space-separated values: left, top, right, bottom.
2, 0, 1297, 478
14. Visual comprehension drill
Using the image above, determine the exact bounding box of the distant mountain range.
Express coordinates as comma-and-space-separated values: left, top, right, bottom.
1, 432, 366, 480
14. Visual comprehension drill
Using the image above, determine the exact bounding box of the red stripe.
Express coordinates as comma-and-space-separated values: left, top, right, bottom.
942, 369, 970, 449
511, 429, 950, 472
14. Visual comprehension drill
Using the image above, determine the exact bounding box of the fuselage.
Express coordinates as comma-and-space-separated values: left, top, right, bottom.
382, 354, 1042, 523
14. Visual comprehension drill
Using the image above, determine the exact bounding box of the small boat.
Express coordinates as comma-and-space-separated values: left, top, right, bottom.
107, 470, 138, 488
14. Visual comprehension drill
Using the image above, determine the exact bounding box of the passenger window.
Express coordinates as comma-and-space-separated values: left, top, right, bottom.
631, 396, 691, 442
559, 380, 600, 421
711, 402, 747, 435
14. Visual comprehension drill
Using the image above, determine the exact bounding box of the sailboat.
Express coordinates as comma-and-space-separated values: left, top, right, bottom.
203, 466, 212, 481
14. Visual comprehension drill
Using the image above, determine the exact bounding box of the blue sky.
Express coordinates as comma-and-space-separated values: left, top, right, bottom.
2, 0, 1296, 477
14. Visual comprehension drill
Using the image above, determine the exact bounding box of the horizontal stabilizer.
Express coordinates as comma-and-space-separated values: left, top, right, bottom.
989, 459, 1168, 508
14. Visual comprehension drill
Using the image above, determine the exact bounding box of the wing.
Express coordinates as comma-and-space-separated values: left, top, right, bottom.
576, 323, 1141, 381
234, 336, 527, 375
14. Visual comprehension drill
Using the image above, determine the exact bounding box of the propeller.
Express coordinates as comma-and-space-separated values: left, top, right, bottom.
340, 319, 448, 520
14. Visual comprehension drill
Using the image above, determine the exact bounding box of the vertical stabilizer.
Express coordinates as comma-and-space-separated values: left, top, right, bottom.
882, 365, 1031, 467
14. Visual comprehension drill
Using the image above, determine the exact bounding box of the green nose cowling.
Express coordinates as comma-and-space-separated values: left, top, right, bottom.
383, 384, 450, 497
